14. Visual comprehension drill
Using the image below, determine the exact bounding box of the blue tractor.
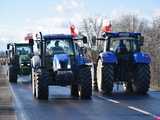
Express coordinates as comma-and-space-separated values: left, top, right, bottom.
31, 32, 92, 100
94, 32, 151, 94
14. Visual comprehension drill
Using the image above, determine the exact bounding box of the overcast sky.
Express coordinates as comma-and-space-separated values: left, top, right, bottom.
0, 0, 160, 50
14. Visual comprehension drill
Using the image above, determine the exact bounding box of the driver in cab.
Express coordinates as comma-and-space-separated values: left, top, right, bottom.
51, 41, 64, 54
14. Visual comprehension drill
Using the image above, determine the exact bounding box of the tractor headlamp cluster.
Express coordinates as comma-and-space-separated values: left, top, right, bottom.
21, 63, 30, 66
55, 59, 71, 70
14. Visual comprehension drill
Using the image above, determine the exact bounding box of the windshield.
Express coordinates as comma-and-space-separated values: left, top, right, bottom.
109, 37, 138, 52
16, 46, 32, 55
46, 39, 74, 55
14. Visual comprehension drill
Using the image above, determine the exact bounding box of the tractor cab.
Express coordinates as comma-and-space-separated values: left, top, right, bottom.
15, 44, 33, 74
106, 33, 144, 62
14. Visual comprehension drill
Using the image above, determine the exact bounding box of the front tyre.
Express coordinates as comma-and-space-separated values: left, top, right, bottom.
35, 71, 49, 100
8, 66, 17, 83
79, 67, 92, 100
97, 59, 114, 95
32, 68, 36, 97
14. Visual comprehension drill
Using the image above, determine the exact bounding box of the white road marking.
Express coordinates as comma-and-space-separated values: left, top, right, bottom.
107, 99, 120, 104
94, 93, 159, 119
127, 106, 160, 119
94, 95, 120, 104
128, 106, 151, 116
9, 84, 29, 120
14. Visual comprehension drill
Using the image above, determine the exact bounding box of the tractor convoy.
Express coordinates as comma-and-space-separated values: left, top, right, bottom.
6, 29, 151, 100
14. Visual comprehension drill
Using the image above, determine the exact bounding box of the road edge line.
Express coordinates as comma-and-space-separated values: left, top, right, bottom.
9, 84, 29, 120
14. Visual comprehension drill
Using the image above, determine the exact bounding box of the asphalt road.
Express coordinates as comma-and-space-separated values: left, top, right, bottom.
2, 66, 160, 120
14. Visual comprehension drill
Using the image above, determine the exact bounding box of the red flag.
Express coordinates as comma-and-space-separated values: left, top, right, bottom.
102, 22, 112, 32
70, 25, 78, 37
25, 33, 33, 41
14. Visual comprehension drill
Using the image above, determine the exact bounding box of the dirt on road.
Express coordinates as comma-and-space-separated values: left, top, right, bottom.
0, 66, 16, 120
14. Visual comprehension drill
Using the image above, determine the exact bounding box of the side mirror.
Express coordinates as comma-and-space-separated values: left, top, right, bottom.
7, 44, 10, 49
82, 36, 87, 44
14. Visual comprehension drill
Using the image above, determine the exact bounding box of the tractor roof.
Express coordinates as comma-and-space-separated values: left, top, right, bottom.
8, 43, 31, 47
43, 34, 73, 40
14, 43, 32, 47
104, 32, 141, 38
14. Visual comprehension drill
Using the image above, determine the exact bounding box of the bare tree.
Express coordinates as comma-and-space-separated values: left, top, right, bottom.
112, 14, 149, 33
79, 17, 103, 47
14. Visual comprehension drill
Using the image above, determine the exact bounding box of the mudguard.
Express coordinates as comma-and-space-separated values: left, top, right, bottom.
133, 52, 151, 64
100, 52, 117, 64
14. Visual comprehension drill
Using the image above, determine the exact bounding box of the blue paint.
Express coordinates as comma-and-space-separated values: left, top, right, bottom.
76, 55, 90, 66
100, 52, 117, 63
105, 32, 141, 38
133, 52, 151, 64
44, 34, 72, 40
53, 54, 69, 62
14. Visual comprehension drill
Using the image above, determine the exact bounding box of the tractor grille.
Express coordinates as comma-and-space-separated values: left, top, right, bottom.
59, 61, 68, 69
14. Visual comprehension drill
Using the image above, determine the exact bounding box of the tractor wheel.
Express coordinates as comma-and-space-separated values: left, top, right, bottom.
32, 69, 36, 97
8, 66, 17, 83
71, 84, 79, 98
35, 71, 48, 100
133, 64, 150, 94
97, 59, 114, 94
79, 67, 92, 99
91, 63, 98, 91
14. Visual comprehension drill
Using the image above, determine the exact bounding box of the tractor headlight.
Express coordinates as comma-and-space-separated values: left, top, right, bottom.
67, 59, 71, 69
67, 64, 71, 69
57, 61, 61, 69
21, 63, 24, 66
27, 63, 30, 66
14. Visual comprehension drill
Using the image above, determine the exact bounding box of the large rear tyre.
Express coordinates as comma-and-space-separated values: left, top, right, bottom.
133, 64, 150, 94
97, 59, 114, 95
32, 69, 36, 97
79, 67, 92, 100
91, 64, 98, 91
35, 71, 48, 100
8, 66, 17, 83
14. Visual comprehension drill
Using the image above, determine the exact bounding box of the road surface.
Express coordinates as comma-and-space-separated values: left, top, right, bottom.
2, 66, 160, 120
